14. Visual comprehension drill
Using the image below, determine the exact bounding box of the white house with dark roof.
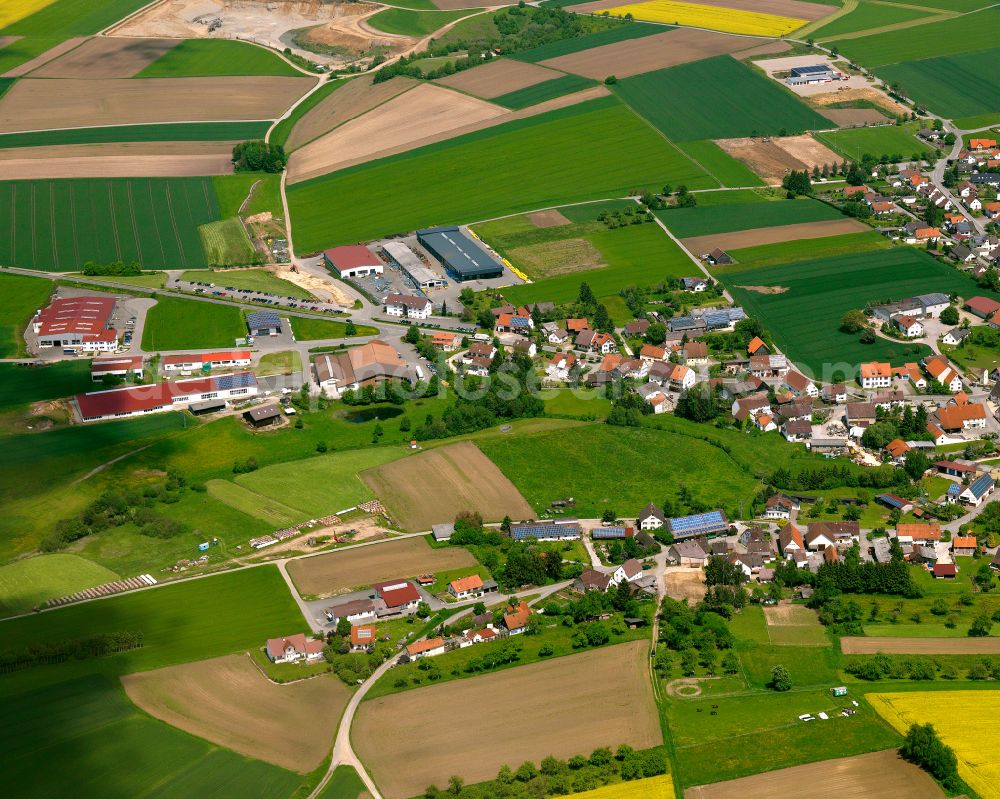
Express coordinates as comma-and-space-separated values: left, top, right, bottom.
637, 503, 666, 531
385, 293, 432, 319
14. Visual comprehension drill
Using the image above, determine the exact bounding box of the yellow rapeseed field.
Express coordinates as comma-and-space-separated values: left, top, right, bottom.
0, 0, 57, 29
869, 691, 1000, 799
601, 0, 806, 37
565, 775, 675, 799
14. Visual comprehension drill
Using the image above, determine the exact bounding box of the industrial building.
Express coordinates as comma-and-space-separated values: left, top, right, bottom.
90, 356, 144, 382
416, 226, 504, 282
382, 241, 446, 289
313, 341, 414, 397
785, 64, 839, 85
323, 245, 384, 279
33, 296, 119, 352
246, 311, 281, 337
162, 351, 252, 372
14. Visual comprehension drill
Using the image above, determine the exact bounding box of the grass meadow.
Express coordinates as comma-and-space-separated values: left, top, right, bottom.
656, 197, 842, 238
0, 272, 53, 357
493, 73, 596, 110
676, 140, 765, 188
877, 46, 1000, 119
0, 359, 93, 410
141, 296, 246, 350
212, 173, 283, 219
136, 38, 304, 78
287, 97, 714, 252
615, 57, 829, 142
0, 121, 270, 150
198, 218, 257, 267
0, 553, 118, 616
0, 177, 219, 271
288, 315, 378, 340
816, 123, 932, 161
366, 6, 479, 37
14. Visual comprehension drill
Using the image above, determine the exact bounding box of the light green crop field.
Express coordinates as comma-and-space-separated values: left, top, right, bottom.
182, 268, 314, 299
366, 6, 480, 37
198, 218, 257, 267
725, 231, 891, 270
877, 46, 1000, 119
0, 359, 93, 410
316, 765, 368, 799
656, 197, 842, 238
141, 296, 246, 351
0, 272, 53, 357
511, 20, 663, 62
0, 122, 270, 150
136, 38, 304, 78
813, 2, 937, 39
615, 57, 829, 142
0, 554, 118, 616
213, 173, 284, 219
816, 123, 932, 161
287, 97, 713, 252
69, 271, 168, 288
492, 73, 595, 110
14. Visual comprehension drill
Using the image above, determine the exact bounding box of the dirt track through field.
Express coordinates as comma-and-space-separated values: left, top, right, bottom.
286, 75, 419, 151
541, 28, 756, 80
841, 636, 1000, 655
687, 749, 944, 799
0, 76, 313, 132
122, 654, 350, 773
286, 536, 477, 597
28, 36, 180, 78
2, 36, 87, 77
436, 58, 562, 98
355, 641, 660, 799
361, 441, 535, 531
0, 141, 236, 179
681, 218, 868, 254
819, 108, 891, 127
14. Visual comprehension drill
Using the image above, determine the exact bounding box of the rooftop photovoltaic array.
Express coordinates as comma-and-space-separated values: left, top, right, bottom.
247, 311, 280, 329
215, 372, 257, 391
667, 510, 727, 540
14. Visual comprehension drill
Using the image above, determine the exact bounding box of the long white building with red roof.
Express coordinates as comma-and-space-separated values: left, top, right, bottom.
75, 372, 258, 422
33, 296, 118, 352
161, 350, 252, 372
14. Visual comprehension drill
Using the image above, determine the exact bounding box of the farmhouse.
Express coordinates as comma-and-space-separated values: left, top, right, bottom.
895, 315, 923, 338
681, 277, 709, 292
417, 226, 504, 281
324, 598, 377, 625
313, 341, 413, 397
807, 521, 858, 549
667, 510, 728, 541
749, 353, 788, 378
942, 328, 969, 346
612, 559, 644, 585
778, 523, 804, 556
382, 241, 446, 289
265, 633, 325, 664
952, 535, 977, 557
510, 522, 581, 541
431, 332, 457, 352
732, 392, 771, 423
783, 370, 818, 397
75, 372, 258, 422
682, 341, 708, 364
373, 580, 421, 615
323, 244, 384, 279
546, 351, 576, 381
91, 355, 143, 381
384, 293, 432, 319
162, 350, 252, 372
33, 295, 118, 351
246, 311, 281, 337
961, 473, 995, 506
637, 503, 666, 531
822, 384, 848, 403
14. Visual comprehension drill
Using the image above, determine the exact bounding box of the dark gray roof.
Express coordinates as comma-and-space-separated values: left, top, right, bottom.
245, 404, 281, 422
417, 227, 504, 279
247, 311, 280, 330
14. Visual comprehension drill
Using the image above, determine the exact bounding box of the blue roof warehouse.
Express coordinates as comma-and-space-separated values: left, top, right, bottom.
417, 226, 505, 282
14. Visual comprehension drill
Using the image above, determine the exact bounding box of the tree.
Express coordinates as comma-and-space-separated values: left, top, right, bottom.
939, 305, 959, 326
722, 651, 740, 674
782, 170, 811, 196
860, 328, 877, 344
416, 601, 431, 619
336, 617, 352, 638
404, 324, 421, 344
578, 282, 596, 306
345, 320, 357, 336
969, 614, 993, 637
900, 723, 960, 791
231, 140, 287, 173
840, 309, 867, 333
769, 664, 792, 691
447, 775, 464, 795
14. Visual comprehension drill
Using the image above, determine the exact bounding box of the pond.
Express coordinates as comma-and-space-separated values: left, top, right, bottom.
341, 406, 405, 424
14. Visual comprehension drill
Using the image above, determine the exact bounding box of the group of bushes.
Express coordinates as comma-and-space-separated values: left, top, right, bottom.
0, 631, 143, 673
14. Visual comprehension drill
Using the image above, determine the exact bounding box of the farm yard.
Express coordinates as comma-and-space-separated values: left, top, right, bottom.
286, 535, 478, 598
0, 176, 219, 271
122, 654, 350, 772
360, 441, 535, 531
354, 640, 660, 799
869, 692, 1000, 799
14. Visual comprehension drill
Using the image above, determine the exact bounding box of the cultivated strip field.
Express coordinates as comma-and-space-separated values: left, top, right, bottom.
436, 58, 562, 99
360, 441, 535, 531
1, 36, 86, 77
819, 108, 891, 127
122, 654, 350, 772
841, 636, 1000, 654
27, 36, 179, 78
681, 219, 868, 255
0, 76, 313, 131
0, 141, 235, 179
286, 536, 477, 597
686, 749, 944, 799
355, 641, 660, 799
540, 28, 757, 80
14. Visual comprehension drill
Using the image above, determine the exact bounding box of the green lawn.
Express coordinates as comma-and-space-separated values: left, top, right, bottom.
287, 96, 713, 252
0, 121, 270, 150
492, 73, 596, 110
816, 123, 933, 161
141, 296, 246, 351
181, 268, 314, 300
877, 46, 1000, 120
0, 359, 94, 410
813, 2, 937, 39
0, 272, 53, 357
676, 140, 766, 188
69, 271, 168, 288
543, 388, 612, 419
725, 231, 891, 270
615, 57, 829, 142
257, 350, 302, 376
656, 197, 843, 239
728, 605, 770, 645
136, 39, 304, 78
198, 218, 257, 267
0, 554, 118, 617
366, 6, 480, 37
289, 315, 377, 340
511, 20, 664, 62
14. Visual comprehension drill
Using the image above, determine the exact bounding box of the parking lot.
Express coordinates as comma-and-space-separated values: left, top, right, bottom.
169, 276, 345, 316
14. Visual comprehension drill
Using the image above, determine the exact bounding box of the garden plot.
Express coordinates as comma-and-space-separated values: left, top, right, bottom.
681, 219, 868, 256
436, 58, 562, 99
27, 36, 179, 78
763, 603, 830, 646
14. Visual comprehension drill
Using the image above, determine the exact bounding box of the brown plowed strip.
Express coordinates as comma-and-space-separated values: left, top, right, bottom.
2, 36, 87, 78
28, 36, 180, 78
122, 654, 350, 773
355, 641, 661, 799
681, 218, 868, 254
0, 36, 21, 50
286, 74, 419, 151
715, 136, 806, 185
288, 84, 609, 183
819, 107, 892, 127
286, 535, 477, 597
529, 209, 571, 227
0, 141, 236, 178
774, 133, 841, 169
541, 28, 757, 80
687, 749, 945, 799
841, 636, 1000, 655
435, 58, 562, 99
0, 76, 313, 132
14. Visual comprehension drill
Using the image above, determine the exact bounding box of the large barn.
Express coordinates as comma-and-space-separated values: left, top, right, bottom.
323, 245, 384, 279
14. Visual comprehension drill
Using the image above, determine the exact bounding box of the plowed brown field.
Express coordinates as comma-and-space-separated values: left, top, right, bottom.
841, 636, 1000, 654
436, 58, 561, 98
0, 141, 235, 179
681, 218, 868, 254
28, 36, 179, 78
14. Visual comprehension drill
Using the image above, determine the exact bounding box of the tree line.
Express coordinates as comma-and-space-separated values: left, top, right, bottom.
0, 631, 143, 673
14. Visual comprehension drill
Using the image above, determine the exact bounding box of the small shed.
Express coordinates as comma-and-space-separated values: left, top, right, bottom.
243, 404, 282, 428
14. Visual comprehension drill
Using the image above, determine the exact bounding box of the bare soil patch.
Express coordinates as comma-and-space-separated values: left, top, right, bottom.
715, 136, 805, 185
0, 141, 235, 179
687, 749, 945, 799
664, 569, 707, 602
528, 209, 571, 228
286, 536, 477, 597
355, 641, 660, 799
2, 36, 87, 78
810, 88, 908, 117
841, 637, 1000, 655
28, 36, 180, 79
122, 654, 349, 773
509, 238, 605, 279
682, 218, 867, 254
436, 58, 561, 99
299, 5, 412, 58
275, 265, 355, 304
361, 441, 535, 531
287, 82, 505, 183
0, 76, 312, 132
764, 604, 823, 626
819, 108, 891, 127
542, 28, 755, 80
773, 133, 841, 169
738, 285, 788, 294
286, 74, 419, 151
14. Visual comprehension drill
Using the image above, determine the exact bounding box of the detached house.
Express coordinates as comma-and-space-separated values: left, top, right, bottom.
859, 361, 892, 390
266, 633, 324, 664
942, 328, 969, 346
747, 337, 769, 357
778, 523, 804, 556
749, 353, 789, 378
923, 355, 963, 392
637, 503, 666, 531
732, 392, 771, 423
895, 315, 923, 338
385, 293, 432, 319
576, 330, 617, 356
962, 473, 995, 506
765, 494, 797, 520
546, 351, 576, 381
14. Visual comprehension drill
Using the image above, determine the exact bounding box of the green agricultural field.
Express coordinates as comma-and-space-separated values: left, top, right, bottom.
142, 296, 246, 350
287, 97, 714, 252
71, 271, 168, 288
542, 388, 612, 419
816, 123, 932, 161
213, 173, 283, 219
288, 316, 377, 340
954, 112, 1000, 130
0, 122, 269, 150
726, 230, 891, 270
181, 268, 314, 300
830, 7, 1000, 67
0, 177, 218, 271
813, 2, 937, 39
511, 20, 663, 62
316, 766, 368, 799
877, 47, 1000, 119
0, 553, 118, 617
272, 78, 345, 149
206, 479, 306, 527
689, 188, 780, 207
136, 39, 304, 78
0, 0, 150, 38
479, 424, 759, 519
0, 359, 94, 410
492, 73, 595, 110
656, 198, 842, 238
367, 7, 480, 37
676, 140, 765, 188
198, 218, 257, 266
256, 350, 302, 376
0, 272, 53, 357
3, 676, 302, 799
718, 248, 996, 377
615, 56, 829, 142
0, 37, 59, 74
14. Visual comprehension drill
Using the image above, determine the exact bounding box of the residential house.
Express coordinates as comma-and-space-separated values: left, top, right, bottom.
873, 390, 906, 410
952, 535, 977, 557
747, 336, 769, 356
612, 559, 644, 584
778, 523, 804, 556
546, 351, 577, 381
646, 391, 671, 414
512, 338, 536, 357
936, 402, 987, 432
431, 332, 458, 352
575, 568, 613, 593
682, 341, 709, 364
941, 328, 970, 346
637, 503, 666, 531
732, 392, 771, 423
961, 473, 995, 506
895, 315, 924, 338
755, 413, 778, 432
385, 293, 432, 319
859, 362, 892, 389
448, 575, 485, 599
324, 598, 377, 625
923, 355, 963, 392
749, 353, 789, 378
765, 494, 797, 520
822, 384, 848, 403
783, 370, 818, 398
623, 319, 650, 337
350, 625, 376, 653
266, 633, 325, 664
807, 521, 858, 549
502, 603, 532, 634
932, 563, 957, 580
885, 438, 911, 465
566, 318, 591, 334
845, 401, 877, 430
895, 362, 927, 389
639, 344, 667, 363
681, 277, 710, 292
783, 419, 812, 442
372, 580, 421, 616
406, 637, 446, 660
